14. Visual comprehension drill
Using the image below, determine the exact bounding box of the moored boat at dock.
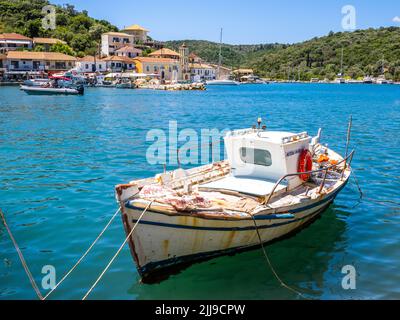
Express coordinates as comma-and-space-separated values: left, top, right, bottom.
20, 84, 84, 95
115, 120, 354, 281
206, 79, 240, 86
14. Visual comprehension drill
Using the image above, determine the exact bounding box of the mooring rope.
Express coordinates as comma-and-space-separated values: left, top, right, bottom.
82, 200, 154, 300
0, 208, 44, 300
43, 206, 121, 300
248, 213, 311, 300
350, 169, 399, 208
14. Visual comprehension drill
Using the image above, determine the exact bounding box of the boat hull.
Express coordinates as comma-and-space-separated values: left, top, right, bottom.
20, 85, 83, 95
121, 181, 347, 279
206, 80, 240, 86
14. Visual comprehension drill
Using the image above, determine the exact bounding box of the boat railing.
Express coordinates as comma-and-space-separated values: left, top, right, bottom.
264, 149, 355, 205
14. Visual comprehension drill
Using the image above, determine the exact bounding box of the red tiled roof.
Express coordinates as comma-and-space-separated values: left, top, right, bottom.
149, 48, 180, 57
115, 46, 142, 53
0, 33, 32, 41
133, 57, 179, 63
101, 55, 135, 63
78, 56, 103, 62
6, 51, 76, 61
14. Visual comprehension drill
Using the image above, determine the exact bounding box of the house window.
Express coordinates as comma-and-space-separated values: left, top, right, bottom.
11, 61, 19, 69
55, 62, 66, 69
85, 64, 89, 69
154, 66, 158, 72
240, 148, 272, 167
146, 66, 150, 72
99, 64, 102, 69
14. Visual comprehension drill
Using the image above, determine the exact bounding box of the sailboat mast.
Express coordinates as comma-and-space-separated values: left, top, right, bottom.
340, 47, 344, 76
218, 28, 223, 80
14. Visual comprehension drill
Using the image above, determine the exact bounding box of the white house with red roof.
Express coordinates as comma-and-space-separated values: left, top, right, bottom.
0, 33, 33, 53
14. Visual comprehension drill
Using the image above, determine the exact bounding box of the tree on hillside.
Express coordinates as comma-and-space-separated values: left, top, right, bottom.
50, 42, 75, 56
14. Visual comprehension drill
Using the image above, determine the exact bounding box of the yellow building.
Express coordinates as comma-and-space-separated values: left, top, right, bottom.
132, 57, 180, 82
121, 24, 149, 43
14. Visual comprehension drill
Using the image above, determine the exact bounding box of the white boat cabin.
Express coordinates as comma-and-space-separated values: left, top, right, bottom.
201, 127, 314, 197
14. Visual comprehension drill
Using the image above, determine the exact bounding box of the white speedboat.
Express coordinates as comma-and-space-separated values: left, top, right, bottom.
206, 79, 240, 86
363, 76, 373, 84
20, 85, 84, 95
23, 78, 50, 87
116, 120, 354, 281
334, 77, 346, 84
376, 76, 388, 85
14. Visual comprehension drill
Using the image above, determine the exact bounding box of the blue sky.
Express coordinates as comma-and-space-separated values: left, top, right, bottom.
51, 0, 400, 44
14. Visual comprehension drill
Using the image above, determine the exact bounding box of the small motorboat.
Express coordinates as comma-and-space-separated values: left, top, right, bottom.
206, 79, 240, 86
334, 77, 346, 84
239, 75, 267, 84
23, 78, 50, 87
115, 119, 354, 281
20, 84, 84, 95
363, 76, 373, 84
115, 82, 135, 89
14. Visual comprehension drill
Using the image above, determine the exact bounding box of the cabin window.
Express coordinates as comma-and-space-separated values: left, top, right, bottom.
240, 148, 272, 167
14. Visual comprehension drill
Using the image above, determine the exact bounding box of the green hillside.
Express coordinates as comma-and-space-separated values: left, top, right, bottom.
0, 0, 118, 56
246, 27, 400, 81
165, 28, 400, 81
164, 40, 280, 69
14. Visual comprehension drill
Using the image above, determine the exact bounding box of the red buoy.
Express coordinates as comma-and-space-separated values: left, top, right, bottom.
298, 149, 313, 181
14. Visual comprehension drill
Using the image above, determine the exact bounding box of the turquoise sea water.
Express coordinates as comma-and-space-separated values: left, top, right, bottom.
0, 84, 399, 300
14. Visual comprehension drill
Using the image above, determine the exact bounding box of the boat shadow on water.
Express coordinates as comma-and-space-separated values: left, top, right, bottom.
130, 202, 350, 299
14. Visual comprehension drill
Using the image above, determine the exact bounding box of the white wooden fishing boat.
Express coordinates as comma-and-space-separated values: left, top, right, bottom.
116, 121, 354, 280
20, 85, 84, 95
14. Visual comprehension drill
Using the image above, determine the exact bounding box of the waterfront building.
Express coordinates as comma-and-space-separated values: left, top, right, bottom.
4, 51, 76, 74
189, 53, 203, 64
115, 46, 142, 58
0, 54, 5, 78
32, 37, 66, 51
0, 33, 33, 53
232, 69, 254, 79
101, 32, 134, 56
121, 24, 149, 43
75, 56, 107, 73
190, 62, 216, 82
209, 64, 232, 80
0, 53, 5, 68
148, 48, 180, 60
132, 57, 180, 82
102, 55, 136, 72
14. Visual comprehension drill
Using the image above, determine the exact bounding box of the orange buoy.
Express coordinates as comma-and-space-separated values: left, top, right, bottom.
317, 154, 330, 163
298, 149, 313, 181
